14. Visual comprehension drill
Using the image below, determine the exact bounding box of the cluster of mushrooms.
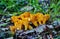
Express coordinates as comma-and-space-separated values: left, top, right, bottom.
9, 12, 50, 33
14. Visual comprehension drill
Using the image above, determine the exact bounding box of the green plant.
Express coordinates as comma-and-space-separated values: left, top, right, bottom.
48, 0, 60, 21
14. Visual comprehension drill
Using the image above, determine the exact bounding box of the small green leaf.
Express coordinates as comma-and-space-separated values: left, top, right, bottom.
0, 23, 8, 27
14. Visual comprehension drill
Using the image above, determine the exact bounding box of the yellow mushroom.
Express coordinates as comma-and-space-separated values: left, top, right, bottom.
9, 12, 50, 33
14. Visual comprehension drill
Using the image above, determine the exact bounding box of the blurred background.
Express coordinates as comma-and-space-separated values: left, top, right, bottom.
0, 0, 60, 39
0, 0, 60, 20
